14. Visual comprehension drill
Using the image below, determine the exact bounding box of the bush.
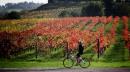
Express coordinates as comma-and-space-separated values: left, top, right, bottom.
70, 12, 80, 17
59, 11, 80, 17
59, 11, 70, 17
102, 20, 129, 62
0, 32, 13, 58
4, 11, 21, 19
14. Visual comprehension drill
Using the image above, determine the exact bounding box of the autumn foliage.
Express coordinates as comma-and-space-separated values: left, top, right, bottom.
0, 16, 129, 58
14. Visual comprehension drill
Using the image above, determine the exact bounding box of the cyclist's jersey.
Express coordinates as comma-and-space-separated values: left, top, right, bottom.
78, 44, 84, 54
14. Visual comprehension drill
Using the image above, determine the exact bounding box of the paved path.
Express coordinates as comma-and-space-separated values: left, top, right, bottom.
0, 68, 130, 72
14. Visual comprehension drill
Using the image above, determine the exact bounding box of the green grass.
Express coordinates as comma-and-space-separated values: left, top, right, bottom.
0, 60, 130, 68
0, 61, 63, 68
91, 61, 130, 68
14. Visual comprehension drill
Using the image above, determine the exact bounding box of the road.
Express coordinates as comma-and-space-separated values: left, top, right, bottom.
0, 68, 130, 72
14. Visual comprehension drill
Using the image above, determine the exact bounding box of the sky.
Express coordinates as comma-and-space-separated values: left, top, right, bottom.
0, 0, 48, 5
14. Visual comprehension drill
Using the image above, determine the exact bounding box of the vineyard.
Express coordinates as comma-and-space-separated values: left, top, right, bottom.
0, 16, 130, 61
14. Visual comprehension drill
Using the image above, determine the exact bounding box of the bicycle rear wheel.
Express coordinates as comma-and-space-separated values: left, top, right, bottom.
79, 58, 90, 68
63, 58, 74, 68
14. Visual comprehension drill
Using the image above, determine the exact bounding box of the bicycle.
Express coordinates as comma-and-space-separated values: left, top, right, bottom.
63, 53, 91, 68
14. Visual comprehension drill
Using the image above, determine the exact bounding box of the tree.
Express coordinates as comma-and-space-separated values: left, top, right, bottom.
112, 4, 130, 16
103, 0, 114, 16
103, 0, 130, 16
48, 0, 54, 3
81, 3, 103, 16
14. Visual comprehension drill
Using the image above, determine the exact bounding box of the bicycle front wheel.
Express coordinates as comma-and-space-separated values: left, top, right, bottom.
79, 58, 90, 68
63, 58, 74, 68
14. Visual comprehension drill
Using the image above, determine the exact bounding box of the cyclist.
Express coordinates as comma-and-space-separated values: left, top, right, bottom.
76, 40, 84, 65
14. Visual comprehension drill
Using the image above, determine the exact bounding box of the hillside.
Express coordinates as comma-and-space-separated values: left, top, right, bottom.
21, 1, 102, 18
22, 3, 84, 18
21, 0, 130, 18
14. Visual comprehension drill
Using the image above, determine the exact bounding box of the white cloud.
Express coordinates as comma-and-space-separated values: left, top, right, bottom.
0, 0, 48, 5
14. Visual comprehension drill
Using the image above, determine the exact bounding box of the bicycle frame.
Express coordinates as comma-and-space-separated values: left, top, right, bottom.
67, 54, 83, 65
63, 53, 91, 68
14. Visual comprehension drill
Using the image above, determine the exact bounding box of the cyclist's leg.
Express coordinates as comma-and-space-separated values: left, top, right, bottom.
66, 53, 70, 58
79, 53, 83, 62
76, 53, 81, 64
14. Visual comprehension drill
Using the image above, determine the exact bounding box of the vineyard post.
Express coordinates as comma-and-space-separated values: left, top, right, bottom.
35, 35, 39, 60
97, 38, 100, 58
35, 36, 42, 60
35, 44, 38, 59
128, 33, 130, 58
63, 41, 69, 58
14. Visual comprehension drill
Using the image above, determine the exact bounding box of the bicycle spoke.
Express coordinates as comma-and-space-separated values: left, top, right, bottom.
63, 58, 74, 68
79, 58, 90, 68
